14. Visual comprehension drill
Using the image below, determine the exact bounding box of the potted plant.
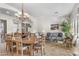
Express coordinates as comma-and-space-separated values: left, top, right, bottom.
61, 20, 71, 38
61, 19, 73, 47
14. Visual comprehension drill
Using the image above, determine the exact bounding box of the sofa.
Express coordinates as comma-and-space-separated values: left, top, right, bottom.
46, 32, 64, 42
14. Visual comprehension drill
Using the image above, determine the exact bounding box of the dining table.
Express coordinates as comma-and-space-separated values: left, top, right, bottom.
5, 36, 35, 56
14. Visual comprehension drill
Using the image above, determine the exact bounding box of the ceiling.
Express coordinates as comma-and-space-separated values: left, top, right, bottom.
6, 3, 75, 18
0, 7, 17, 16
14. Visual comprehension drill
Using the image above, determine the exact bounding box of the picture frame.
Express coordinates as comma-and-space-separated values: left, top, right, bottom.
50, 24, 59, 30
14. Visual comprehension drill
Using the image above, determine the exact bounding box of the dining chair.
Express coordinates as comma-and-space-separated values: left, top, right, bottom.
15, 37, 30, 56
5, 34, 14, 55
33, 34, 46, 56
63, 37, 73, 48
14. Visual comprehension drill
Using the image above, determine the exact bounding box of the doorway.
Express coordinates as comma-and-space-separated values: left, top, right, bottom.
0, 20, 7, 43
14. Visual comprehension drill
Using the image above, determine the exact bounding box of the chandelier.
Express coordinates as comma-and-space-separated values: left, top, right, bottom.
15, 3, 30, 22
14, 3, 32, 33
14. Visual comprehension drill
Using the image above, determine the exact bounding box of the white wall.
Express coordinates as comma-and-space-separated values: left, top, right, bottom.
0, 13, 19, 33
32, 16, 65, 33
0, 13, 66, 34
0, 13, 38, 34
0, 12, 69, 34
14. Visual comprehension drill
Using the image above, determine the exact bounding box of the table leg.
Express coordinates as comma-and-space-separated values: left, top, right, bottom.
29, 44, 33, 56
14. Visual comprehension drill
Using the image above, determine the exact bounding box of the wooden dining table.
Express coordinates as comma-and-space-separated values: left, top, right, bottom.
5, 37, 35, 56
